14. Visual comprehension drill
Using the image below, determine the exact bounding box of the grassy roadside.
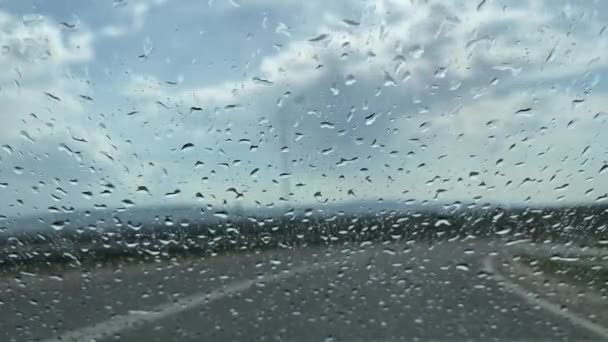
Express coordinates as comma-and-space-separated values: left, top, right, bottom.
518, 254, 608, 293
0, 225, 443, 276
0, 244, 263, 277
0, 238, 359, 277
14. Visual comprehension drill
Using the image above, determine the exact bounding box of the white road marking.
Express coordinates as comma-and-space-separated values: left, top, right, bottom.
42, 257, 345, 342
483, 256, 608, 340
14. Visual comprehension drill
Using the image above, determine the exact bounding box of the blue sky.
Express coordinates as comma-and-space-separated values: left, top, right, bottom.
1, 0, 608, 217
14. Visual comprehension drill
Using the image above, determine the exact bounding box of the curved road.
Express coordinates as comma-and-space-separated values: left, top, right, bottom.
0, 239, 604, 341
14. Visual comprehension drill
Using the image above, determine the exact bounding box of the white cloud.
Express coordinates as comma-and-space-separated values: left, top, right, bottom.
100, 24, 129, 37
0, 12, 93, 80
114, 0, 608, 205
0, 10, 95, 139
97, 0, 169, 39
120, 0, 168, 30
3, 0, 608, 216
0, 9, 139, 216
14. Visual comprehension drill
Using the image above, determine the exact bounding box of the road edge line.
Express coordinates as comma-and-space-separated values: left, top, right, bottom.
42, 255, 349, 342
483, 255, 608, 340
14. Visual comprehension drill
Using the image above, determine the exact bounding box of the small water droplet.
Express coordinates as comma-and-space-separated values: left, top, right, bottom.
51, 220, 68, 231
320, 121, 335, 129
1, 144, 12, 154
181, 143, 194, 151
309, 33, 329, 42
214, 211, 228, 219
455, 263, 469, 271
164, 189, 181, 197
330, 83, 340, 95
408, 45, 424, 59
121, 199, 135, 207
514, 107, 532, 116
252, 76, 273, 85
365, 112, 380, 126
342, 19, 360, 26
383, 72, 397, 87
43, 92, 61, 101
434, 67, 447, 79
20, 131, 35, 143
345, 74, 356, 86
137, 186, 151, 195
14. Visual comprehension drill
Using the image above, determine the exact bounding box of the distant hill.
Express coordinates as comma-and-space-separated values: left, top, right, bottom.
0, 198, 502, 236
1, 200, 606, 264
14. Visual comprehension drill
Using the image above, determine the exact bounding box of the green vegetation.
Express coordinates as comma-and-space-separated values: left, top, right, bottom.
2, 203, 608, 274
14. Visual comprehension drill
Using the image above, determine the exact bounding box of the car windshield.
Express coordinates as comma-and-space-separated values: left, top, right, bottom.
1, 1, 607, 341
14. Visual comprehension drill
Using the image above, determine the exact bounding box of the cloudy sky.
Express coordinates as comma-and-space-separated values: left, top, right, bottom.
1, 0, 607, 217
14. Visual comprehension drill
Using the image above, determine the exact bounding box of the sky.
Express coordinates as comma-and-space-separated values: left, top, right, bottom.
1, 0, 608, 218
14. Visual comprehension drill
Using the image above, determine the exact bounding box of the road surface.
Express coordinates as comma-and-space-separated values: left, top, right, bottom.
0, 239, 604, 341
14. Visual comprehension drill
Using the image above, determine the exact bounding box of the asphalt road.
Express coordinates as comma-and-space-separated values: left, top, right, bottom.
0, 239, 603, 341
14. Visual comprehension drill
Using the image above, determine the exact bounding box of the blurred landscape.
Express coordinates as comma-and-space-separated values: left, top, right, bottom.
2, 201, 607, 269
